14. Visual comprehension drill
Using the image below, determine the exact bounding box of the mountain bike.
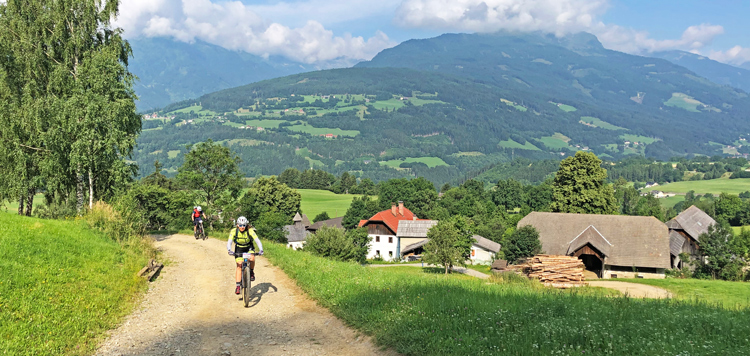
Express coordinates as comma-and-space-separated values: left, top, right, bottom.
194, 220, 206, 240
235, 252, 257, 307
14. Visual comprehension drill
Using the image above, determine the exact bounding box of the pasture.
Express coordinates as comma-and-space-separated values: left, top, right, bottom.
299, 189, 362, 219
379, 157, 449, 169
551, 102, 577, 112
614, 278, 750, 310
498, 139, 541, 151
658, 177, 750, 195
0, 213, 149, 355
287, 123, 360, 137
664, 92, 702, 112
539, 133, 572, 150
579, 116, 627, 130
265, 243, 750, 355
619, 134, 659, 145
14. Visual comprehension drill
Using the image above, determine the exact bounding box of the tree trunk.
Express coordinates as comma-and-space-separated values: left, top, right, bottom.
88, 167, 94, 210
17, 194, 24, 216
25, 189, 33, 216
76, 164, 84, 215
444, 263, 449, 275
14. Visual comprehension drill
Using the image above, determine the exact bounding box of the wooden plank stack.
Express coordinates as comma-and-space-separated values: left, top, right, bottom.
517, 255, 585, 285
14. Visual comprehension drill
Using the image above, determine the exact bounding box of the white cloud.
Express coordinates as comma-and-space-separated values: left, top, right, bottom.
708, 46, 750, 66
393, 0, 730, 58
115, 0, 395, 64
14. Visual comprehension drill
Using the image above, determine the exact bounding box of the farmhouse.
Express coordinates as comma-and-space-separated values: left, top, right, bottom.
666, 206, 716, 269
358, 202, 432, 261
518, 212, 670, 279
306, 216, 344, 233
284, 212, 311, 250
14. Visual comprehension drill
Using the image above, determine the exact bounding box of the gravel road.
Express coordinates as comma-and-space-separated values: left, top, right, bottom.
95, 234, 395, 356
587, 281, 672, 299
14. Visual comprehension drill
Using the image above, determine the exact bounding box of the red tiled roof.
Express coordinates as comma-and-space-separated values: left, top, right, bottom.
358, 206, 426, 234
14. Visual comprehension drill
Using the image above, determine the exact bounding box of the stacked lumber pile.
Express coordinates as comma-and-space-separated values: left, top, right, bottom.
517, 255, 585, 285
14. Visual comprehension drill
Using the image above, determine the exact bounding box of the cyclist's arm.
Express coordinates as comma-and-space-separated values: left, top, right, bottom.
250, 229, 263, 252
227, 231, 235, 252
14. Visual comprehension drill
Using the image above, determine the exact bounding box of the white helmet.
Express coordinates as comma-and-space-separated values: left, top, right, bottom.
196, 206, 202, 212
237, 216, 249, 226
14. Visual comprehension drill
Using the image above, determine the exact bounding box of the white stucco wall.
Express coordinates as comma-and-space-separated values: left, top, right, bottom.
287, 241, 305, 250
367, 234, 398, 261
469, 247, 495, 265
602, 269, 666, 279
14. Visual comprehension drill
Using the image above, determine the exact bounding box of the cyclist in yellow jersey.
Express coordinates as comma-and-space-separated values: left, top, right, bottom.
227, 216, 264, 295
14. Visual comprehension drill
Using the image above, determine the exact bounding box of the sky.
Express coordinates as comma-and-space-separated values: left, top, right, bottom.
115, 0, 750, 66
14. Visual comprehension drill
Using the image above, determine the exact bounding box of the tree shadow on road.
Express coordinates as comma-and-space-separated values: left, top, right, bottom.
241, 282, 278, 308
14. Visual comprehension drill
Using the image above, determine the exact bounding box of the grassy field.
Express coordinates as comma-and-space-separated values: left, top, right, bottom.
497, 139, 541, 151
0, 213, 150, 355
2, 195, 45, 214
244, 119, 286, 128
732, 226, 749, 235
265, 243, 750, 355
500, 98, 527, 112
287, 124, 359, 137
379, 157, 449, 168
660, 194, 685, 209
658, 177, 750, 195
299, 189, 363, 219
167, 150, 180, 159
664, 92, 702, 112
579, 116, 627, 130
551, 102, 577, 112
620, 134, 658, 145
539, 133, 572, 150
168, 105, 217, 116
613, 278, 750, 310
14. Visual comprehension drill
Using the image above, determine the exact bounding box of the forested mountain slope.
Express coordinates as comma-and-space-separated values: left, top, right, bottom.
651, 50, 750, 92
128, 38, 308, 111
136, 32, 750, 185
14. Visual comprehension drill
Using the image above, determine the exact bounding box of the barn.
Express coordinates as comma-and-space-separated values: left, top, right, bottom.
666, 205, 716, 269
518, 212, 671, 279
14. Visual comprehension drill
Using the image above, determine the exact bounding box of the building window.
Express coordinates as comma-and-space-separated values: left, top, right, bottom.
388, 236, 393, 243
375, 236, 380, 242
389, 251, 393, 257
376, 250, 380, 256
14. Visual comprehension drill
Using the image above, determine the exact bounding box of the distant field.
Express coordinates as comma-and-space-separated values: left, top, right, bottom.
580, 116, 627, 130
620, 134, 658, 145
287, 124, 359, 137
658, 178, 750, 195
500, 98, 527, 112
168, 150, 180, 159
245, 119, 286, 128
299, 189, 363, 219
2, 194, 44, 214
379, 157, 449, 168
168, 105, 217, 116
615, 278, 750, 310
539, 133, 571, 150
659, 194, 685, 209
452, 151, 485, 157
498, 139, 541, 151
732, 226, 749, 235
221, 139, 264, 147
551, 102, 577, 112
664, 92, 702, 112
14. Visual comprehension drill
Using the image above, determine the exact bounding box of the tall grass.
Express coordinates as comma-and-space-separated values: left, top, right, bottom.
265, 242, 750, 355
0, 208, 151, 355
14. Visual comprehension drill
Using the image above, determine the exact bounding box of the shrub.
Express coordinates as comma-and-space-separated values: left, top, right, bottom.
502, 225, 542, 264
254, 212, 291, 243
84, 200, 146, 242
303, 226, 369, 263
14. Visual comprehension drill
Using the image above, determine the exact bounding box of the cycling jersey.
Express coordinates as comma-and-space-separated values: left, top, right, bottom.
227, 227, 262, 252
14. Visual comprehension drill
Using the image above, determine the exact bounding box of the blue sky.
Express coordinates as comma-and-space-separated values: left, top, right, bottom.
117, 0, 750, 66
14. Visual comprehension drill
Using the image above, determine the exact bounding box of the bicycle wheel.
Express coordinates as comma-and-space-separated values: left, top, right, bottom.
202, 224, 207, 240
243, 266, 251, 307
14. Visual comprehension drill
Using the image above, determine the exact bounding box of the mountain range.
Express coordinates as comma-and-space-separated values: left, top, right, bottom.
650, 50, 750, 93
132, 32, 750, 184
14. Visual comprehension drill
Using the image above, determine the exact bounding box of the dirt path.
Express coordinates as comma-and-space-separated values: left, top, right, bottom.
587, 281, 673, 299
96, 234, 394, 356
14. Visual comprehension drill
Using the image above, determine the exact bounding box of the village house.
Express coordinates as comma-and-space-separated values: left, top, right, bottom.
358, 202, 430, 261
666, 206, 716, 269
283, 212, 311, 250
518, 212, 671, 279
401, 234, 500, 265
645, 182, 659, 189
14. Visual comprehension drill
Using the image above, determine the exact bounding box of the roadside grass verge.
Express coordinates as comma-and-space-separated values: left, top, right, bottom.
0, 213, 151, 355
611, 278, 750, 309
265, 243, 750, 355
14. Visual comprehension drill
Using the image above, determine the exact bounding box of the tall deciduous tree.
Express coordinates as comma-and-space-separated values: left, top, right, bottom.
551, 151, 617, 215
246, 176, 301, 219
423, 216, 474, 274
177, 139, 244, 207
502, 225, 542, 264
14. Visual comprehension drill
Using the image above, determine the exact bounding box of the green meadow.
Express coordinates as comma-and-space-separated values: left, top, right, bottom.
664, 92, 702, 112
299, 189, 363, 219
580, 116, 627, 130
614, 278, 750, 310
539, 133, 572, 150
0, 213, 149, 355
287, 124, 360, 137
379, 157, 449, 169
658, 177, 750, 195
498, 139, 541, 151
265, 243, 750, 356
620, 134, 659, 145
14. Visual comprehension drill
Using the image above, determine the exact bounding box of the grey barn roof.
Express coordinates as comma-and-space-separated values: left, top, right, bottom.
307, 217, 344, 231
472, 235, 501, 253
667, 205, 716, 242
396, 220, 438, 238
284, 225, 310, 242
401, 239, 430, 255
518, 212, 670, 269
